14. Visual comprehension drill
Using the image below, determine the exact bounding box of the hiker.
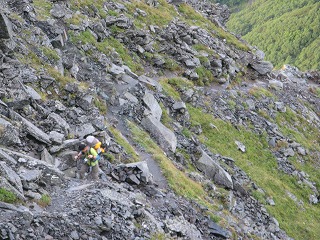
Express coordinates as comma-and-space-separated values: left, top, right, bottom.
75, 142, 100, 180
85, 135, 106, 155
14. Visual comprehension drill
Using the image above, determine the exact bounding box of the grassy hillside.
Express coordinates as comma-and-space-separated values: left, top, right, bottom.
226, 0, 320, 71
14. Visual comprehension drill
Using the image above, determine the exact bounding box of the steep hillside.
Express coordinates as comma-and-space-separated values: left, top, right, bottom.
0, 0, 319, 240
226, 0, 320, 71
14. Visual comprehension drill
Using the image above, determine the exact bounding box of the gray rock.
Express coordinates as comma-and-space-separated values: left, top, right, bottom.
196, 150, 233, 189
74, 123, 96, 138
124, 92, 138, 104
25, 86, 42, 100
50, 4, 67, 18
41, 148, 55, 165
143, 92, 162, 121
0, 161, 23, 194
21, 116, 52, 144
268, 79, 283, 91
282, 148, 295, 157
246, 99, 255, 110
18, 169, 42, 182
172, 101, 186, 111
0, 148, 17, 165
268, 138, 276, 148
274, 102, 286, 112
48, 112, 70, 134
49, 131, 65, 144
165, 216, 202, 240
138, 75, 162, 91
49, 139, 80, 153
235, 141, 246, 152
25, 190, 42, 200
141, 115, 177, 153
297, 147, 307, 156
0, 176, 25, 200
309, 194, 318, 204
126, 174, 140, 185
70, 230, 80, 240
0, 117, 21, 146
185, 58, 200, 68
126, 161, 151, 183
108, 64, 125, 77
76, 95, 93, 111
0, 12, 13, 39
250, 61, 273, 75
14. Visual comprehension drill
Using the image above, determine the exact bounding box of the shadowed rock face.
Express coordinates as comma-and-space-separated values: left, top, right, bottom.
0, 12, 12, 39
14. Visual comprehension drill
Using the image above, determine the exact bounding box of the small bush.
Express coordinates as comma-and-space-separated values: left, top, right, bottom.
38, 194, 51, 207
248, 86, 274, 99
0, 188, 17, 204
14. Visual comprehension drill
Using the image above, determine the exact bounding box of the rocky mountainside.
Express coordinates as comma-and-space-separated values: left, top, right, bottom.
0, 0, 319, 239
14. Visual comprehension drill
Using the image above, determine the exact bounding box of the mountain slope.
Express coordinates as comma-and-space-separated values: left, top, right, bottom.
0, 0, 319, 240
226, 0, 320, 70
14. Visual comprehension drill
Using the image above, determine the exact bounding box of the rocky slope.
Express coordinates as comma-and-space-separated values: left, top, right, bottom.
0, 0, 319, 239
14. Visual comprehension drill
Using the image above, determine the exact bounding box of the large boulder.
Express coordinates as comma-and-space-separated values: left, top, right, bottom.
196, 150, 233, 189
250, 61, 273, 75
141, 115, 177, 153
143, 92, 162, 121
0, 12, 13, 39
0, 117, 21, 146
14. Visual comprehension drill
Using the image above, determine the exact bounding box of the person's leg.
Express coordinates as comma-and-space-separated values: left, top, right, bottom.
80, 164, 89, 179
91, 163, 99, 180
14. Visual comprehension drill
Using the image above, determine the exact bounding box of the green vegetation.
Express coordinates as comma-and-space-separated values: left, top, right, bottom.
37, 194, 51, 207
0, 188, 17, 204
126, 0, 177, 28
178, 3, 249, 51
69, 31, 143, 73
214, 0, 247, 10
33, 0, 52, 20
159, 77, 194, 100
66, 12, 86, 26
70, 0, 107, 18
248, 86, 274, 99
187, 105, 320, 239
128, 121, 210, 203
109, 126, 140, 163
275, 108, 320, 152
93, 97, 107, 115
150, 232, 167, 240
40, 47, 60, 62
159, 102, 173, 130
227, 0, 320, 70
195, 66, 215, 86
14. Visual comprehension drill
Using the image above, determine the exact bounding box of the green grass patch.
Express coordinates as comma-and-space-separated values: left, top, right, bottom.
0, 188, 18, 204
66, 12, 86, 26
159, 102, 173, 130
195, 66, 215, 86
69, 31, 143, 73
70, 0, 107, 18
275, 108, 320, 151
187, 104, 320, 239
126, 0, 177, 28
40, 46, 60, 62
47, 67, 75, 87
164, 56, 182, 71
37, 194, 51, 207
93, 97, 107, 115
159, 78, 182, 100
128, 121, 210, 204
109, 126, 140, 163
178, 4, 250, 51
33, 0, 52, 20
248, 86, 274, 99
193, 44, 215, 55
